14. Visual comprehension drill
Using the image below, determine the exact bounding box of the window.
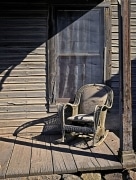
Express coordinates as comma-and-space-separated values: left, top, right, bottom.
48, 5, 111, 112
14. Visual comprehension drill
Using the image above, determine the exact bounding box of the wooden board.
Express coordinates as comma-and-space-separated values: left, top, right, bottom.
104, 132, 120, 156
88, 139, 114, 170
0, 77, 46, 84
87, 132, 122, 170
50, 135, 77, 174
0, 132, 124, 179
0, 98, 46, 106
1, 84, 46, 91
0, 126, 45, 136
69, 136, 100, 171
103, 134, 122, 170
30, 135, 53, 175
0, 4, 48, 135
6, 136, 32, 178
0, 91, 46, 99
0, 112, 47, 120
0, 136, 16, 178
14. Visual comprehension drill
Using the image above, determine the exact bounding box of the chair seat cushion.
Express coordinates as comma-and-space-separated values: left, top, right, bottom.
67, 114, 94, 123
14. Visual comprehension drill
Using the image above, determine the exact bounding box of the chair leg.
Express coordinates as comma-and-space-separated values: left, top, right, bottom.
61, 129, 65, 142
93, 126, 109, 146
93, 109, 109, 146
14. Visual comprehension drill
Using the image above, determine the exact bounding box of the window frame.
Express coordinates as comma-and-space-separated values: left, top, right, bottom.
47, 3, 111, 112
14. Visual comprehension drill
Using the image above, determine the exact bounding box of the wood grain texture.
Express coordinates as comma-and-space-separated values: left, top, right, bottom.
50, 136, 67, 174
110, 0, 136, 131
50, 135, 77, 174
0, 136, 16, 178
30, 135, 53, 175
0, 0, 136, 133
6, 136, 32, 177
0, 2, 48, 134
0, 132, 123, 178
69, 136, 99, 171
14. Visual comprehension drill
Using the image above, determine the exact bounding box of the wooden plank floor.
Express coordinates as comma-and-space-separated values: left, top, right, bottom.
0, 132, 123, 179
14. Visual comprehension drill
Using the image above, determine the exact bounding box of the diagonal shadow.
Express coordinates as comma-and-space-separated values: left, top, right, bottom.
0, 0, 105, 139
0, 4, 48, 90
0, 135, 121, 163
0, 0, 103, 90
13, 114, 59, 136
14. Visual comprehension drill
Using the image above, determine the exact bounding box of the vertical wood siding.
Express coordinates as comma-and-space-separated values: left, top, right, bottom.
0, 1, 48, 134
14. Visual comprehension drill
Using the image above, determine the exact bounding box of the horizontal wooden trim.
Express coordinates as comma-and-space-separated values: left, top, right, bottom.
52, 2, 110, 7
112, 26, 136, 33
0, 70, 46, 77
0, 124, 61, 135
0, 115, 58, 127
0, 91, 46, 98
0, 18, 47, 23
0, 126, 45, 135
112, 19, 136, 26
0, 10, 48, 17
112, 53, 136, 60
0, 54, 46, 60
49, 97, 74, 112
58, 53, 101, 57
48, 105, 58, 113
0, 2, 48, 5
0, 61, 46, 66
112, 11, 136, 18
0, 112, 48, 120
56, 98, 71, 103
0, 105, 47, 113
0, 66, 46, 71
0, 98, 46, 106
0, 86, 46, 91
0, 77, 46, 84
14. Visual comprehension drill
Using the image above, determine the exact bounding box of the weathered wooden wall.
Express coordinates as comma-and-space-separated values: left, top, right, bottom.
0, 1, 48, 134
106, 0, 136, 130
0, 0, 136, 135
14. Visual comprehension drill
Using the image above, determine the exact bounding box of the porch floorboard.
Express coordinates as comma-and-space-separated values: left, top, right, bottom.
0, 132, 122, 179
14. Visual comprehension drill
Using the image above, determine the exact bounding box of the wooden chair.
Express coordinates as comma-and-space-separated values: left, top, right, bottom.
57, 84, 114, 146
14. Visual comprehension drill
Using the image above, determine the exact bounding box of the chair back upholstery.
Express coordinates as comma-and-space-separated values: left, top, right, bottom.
74, 84, 113, 114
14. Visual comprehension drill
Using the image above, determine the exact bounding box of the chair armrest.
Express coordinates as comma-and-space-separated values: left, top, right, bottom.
101, 104, 111, 110
106, 90, 114, 109
63, 103, 78, 116
93, 105, 102, 130
93, 105, 108, 131
57, 103, 79, 129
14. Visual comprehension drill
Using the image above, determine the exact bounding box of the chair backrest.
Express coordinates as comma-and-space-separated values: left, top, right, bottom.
74, 84, 113, 114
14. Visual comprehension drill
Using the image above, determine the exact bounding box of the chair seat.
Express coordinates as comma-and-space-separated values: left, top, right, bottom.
64, 124, 94, 134
67, 114, 94, 123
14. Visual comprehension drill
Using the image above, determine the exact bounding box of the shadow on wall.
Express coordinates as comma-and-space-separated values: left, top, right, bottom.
0, 0, 103, 92
0, 0, 104, 135
105, 58, 136, 132
0, 2, 48, 91
106, 58, 136, 151
1, 1, 136, 151
131, 59, 136, 123
131, 58, 136, 150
